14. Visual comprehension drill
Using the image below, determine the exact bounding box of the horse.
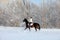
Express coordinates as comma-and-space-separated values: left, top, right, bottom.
23, 18, 40, 31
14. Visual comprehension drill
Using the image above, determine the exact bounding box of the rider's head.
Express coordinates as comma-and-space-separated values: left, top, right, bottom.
30, 17, 32, 18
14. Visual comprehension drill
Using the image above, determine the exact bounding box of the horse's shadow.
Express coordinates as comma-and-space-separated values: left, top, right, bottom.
23, 18, 40, 31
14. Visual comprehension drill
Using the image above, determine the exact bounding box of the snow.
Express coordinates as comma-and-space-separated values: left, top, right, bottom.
0, 26, 60, 40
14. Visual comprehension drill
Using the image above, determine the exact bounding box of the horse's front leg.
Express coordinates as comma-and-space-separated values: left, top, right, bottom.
24, 27, 27, 30
28, 26, 31, 31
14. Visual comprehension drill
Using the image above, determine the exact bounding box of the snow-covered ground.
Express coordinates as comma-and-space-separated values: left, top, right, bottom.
0, 26, 60, 40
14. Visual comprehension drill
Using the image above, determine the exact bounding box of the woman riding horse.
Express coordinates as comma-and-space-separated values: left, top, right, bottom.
23, 17, 40, 31
27, 17, 33, 27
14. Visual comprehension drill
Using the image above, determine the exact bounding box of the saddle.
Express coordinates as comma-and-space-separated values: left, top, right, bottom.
28, 22, 33, 26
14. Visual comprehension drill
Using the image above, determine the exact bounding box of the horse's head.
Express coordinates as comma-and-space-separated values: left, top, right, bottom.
23, 18, 28, 23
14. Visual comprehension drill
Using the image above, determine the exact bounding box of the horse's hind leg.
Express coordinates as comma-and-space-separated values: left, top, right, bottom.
38, 26, 40, 30
35, 27, 37, 31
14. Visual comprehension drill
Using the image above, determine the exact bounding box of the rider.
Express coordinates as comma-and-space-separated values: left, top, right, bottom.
27, 17, 33, 26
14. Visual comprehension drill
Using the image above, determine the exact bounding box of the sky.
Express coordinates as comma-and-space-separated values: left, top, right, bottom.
30, 0, 41, 5
30, 0, 56, 5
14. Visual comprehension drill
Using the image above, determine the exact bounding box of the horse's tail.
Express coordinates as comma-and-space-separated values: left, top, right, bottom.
38, 24, 40, 30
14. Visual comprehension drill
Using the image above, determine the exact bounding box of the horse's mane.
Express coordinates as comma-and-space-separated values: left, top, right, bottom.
23, 18, 28, 23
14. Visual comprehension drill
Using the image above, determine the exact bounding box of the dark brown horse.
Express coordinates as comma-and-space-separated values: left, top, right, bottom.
23, 18, 40, 31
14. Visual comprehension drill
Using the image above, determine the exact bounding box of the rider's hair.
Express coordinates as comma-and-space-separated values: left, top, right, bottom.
30, 17, 32, 18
